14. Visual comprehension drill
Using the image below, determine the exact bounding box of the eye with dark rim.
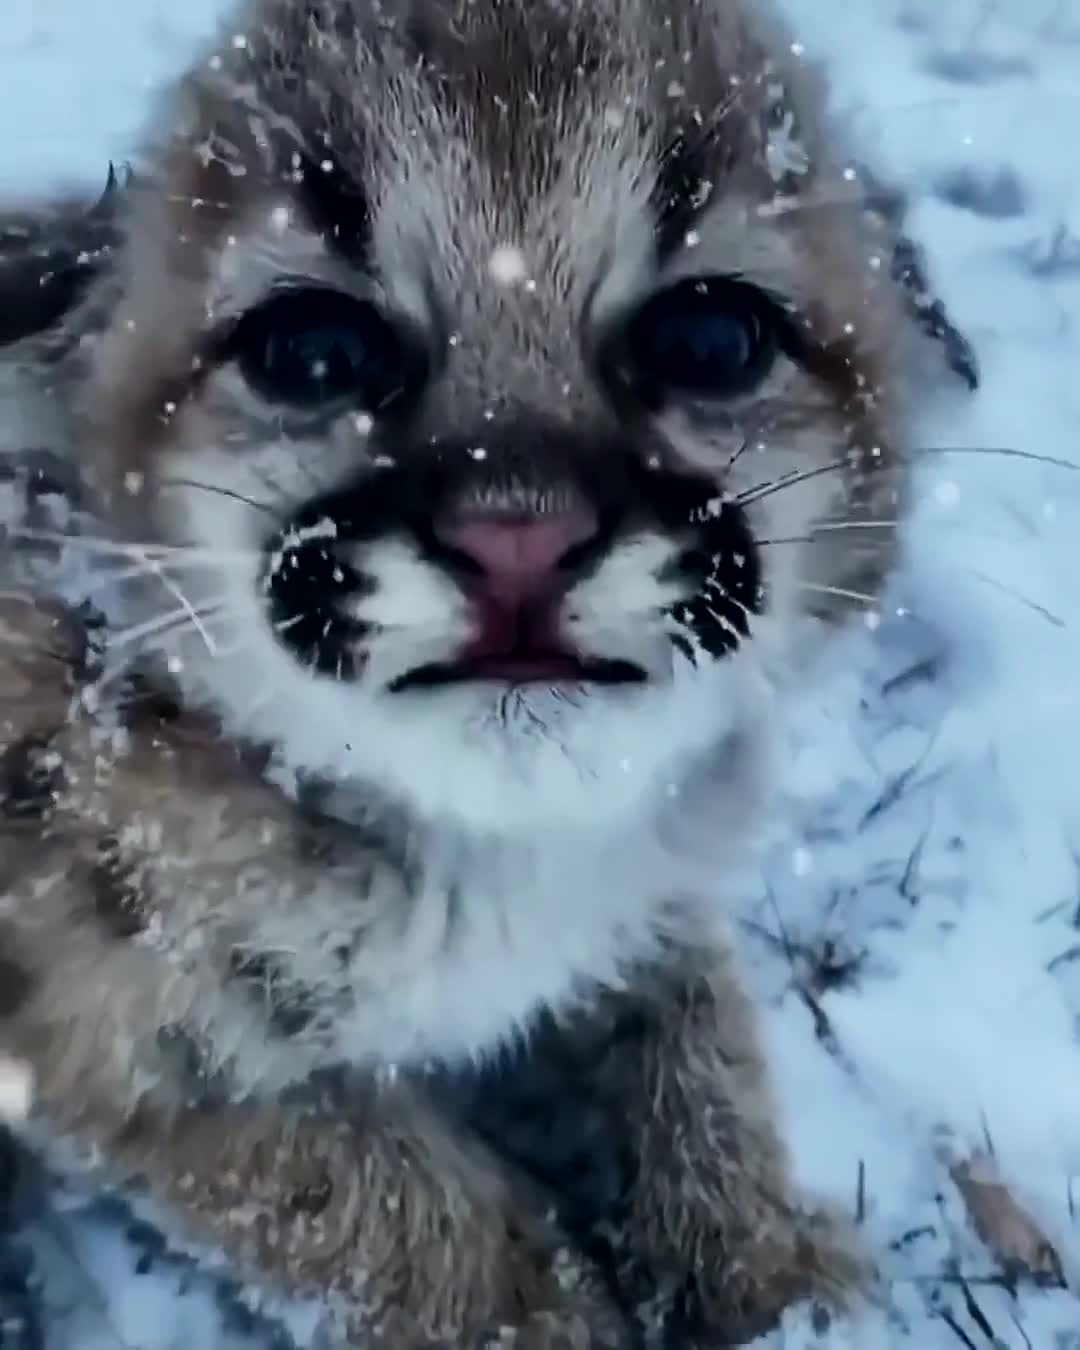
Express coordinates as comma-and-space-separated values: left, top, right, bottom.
618, 276, 793, 408
220, 286, 419, 413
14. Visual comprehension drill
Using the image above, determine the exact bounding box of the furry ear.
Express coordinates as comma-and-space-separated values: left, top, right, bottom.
0, 165, 127, 348
858, 164, 980, 393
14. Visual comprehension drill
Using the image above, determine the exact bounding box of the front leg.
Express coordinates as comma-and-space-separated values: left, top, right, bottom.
0, 597, 627, 1350
600, 943, 869, 1347
91, 1089, 626, 1350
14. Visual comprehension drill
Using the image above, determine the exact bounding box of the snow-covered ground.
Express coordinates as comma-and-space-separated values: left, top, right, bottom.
4, 0, 1080, 1346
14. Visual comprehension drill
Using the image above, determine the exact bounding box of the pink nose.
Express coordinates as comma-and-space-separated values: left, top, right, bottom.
436, 509, 599, 604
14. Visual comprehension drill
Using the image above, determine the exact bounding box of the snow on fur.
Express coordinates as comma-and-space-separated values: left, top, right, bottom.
2, 1, 1080, 1347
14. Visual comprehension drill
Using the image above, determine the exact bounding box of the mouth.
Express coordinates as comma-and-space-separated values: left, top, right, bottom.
389, 591, 648, 691
389, 651, 646, 692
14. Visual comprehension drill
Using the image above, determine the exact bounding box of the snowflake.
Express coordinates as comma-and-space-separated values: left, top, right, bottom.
0, 1056, 33, 1122
765, 109, 811, 184
488, 244, 529, 286
792, 846, 814, 877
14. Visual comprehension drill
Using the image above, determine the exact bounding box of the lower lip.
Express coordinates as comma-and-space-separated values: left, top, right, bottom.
463, 653, 591, 682
390, 654, 647, 691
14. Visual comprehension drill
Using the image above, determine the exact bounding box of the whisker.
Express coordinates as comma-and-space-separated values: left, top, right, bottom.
157, 477, 279, 515
78, 556, 245, 597
6, 527, 256, 564
7, 532, 253, 652
4, 527, 174, 559
82, 560, 170, 591
735, 460, 851, 507
735, 445, 1079, 516
9, 527, 228, 661
723, 433, 754, 476
912, 446, 1080, 473
758, 519, 901, 547
107, 599, 231, 655
796, 581, 879, 608
88, 606, 247, 705
965, 569, 1066, 629
812, 519, 897, 532
131, 547, 222, 659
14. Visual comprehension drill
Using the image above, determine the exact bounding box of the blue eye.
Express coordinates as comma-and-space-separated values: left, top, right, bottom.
229, 287, 411, 411
626, 277, 779, 402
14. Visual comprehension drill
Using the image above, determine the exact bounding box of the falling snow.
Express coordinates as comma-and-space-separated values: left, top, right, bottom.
487, 244, 529, 286
0, 1056, 33, 1122
3, 2, 1080, 1349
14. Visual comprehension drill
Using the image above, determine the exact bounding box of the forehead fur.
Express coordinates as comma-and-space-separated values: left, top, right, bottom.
179, 0, 855, 284
195, 0, 816, 188
83, 0, 908, 528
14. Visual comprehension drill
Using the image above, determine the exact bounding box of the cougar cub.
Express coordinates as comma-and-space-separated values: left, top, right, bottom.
0, 0, 975, 1345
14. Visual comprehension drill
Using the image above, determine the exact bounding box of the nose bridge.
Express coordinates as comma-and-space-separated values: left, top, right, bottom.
404, 240, 631, 508
459, 321, 580, 418
442, 511, 595, 574
410, 338, 610, 511
412, 410, 621, 522
434, 228, 599, 413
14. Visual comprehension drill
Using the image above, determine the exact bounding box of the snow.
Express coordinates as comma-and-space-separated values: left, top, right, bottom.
4, 0, 1080, 1346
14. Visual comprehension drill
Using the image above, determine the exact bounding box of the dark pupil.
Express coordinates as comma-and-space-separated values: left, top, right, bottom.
266, 322, 370, 400
651, 306, 754, 379
234, 289, 403, 411
631, 280, 772, 399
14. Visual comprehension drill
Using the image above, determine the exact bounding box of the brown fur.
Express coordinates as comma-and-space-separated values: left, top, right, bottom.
0, 0, 977, 1344
0, 596, 623, 1346
0, 593, 869, 1346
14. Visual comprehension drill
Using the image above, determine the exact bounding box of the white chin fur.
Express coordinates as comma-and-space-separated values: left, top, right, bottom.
175, 615, 775, 835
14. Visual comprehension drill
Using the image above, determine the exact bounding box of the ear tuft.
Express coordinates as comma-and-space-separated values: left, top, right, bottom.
0, 163, 129, 349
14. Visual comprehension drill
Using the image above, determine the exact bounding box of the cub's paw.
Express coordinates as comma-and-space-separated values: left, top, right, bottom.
661, 1205, 873, 1348
345, 1228, 631, 1350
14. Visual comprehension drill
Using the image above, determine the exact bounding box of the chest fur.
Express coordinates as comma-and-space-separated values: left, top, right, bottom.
150, 828, 697, 1104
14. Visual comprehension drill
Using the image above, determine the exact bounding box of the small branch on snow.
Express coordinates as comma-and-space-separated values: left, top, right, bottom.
936, 1307, 979, 1350
899, 820, 933, 905
1047, 943, 1080, 973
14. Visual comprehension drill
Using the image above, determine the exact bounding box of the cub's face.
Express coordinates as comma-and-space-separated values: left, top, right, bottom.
82, 0, 913, 835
